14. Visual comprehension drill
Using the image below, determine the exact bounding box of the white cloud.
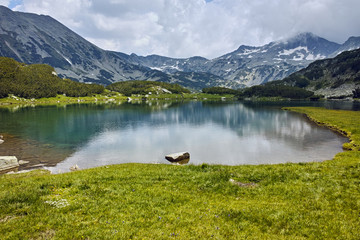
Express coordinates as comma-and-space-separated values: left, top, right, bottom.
0, 0, 10, 6
9, 0, 360, 59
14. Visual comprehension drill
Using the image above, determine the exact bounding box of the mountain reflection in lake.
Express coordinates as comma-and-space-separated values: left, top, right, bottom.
0, 101, 348, 173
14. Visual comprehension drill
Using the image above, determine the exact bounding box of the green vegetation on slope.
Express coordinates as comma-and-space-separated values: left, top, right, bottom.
106, 80, 191, 96
277, 48, 360, 97
0, 57, 105, 99
1, 107, 360, 239
202, 86, 239, 95
237, 84, 315, 99
201, 85, 315, 100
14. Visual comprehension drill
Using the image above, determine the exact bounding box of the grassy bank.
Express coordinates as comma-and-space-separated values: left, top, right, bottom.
0, 93, 235, 107
1, 107, 360, 239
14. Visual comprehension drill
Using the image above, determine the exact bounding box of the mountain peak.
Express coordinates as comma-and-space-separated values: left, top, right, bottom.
277, 32, 341, 56
285, 32, 322, 44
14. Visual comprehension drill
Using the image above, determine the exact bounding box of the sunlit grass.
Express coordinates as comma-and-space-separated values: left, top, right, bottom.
0, 107, 359, 239
0, 92, 235, 108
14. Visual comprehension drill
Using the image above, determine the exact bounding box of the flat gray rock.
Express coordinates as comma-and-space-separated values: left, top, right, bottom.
0, 156, 19, 173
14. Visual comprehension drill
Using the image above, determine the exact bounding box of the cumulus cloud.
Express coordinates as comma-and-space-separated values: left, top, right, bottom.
9, 0, 360, 58
0, 0, 10, 6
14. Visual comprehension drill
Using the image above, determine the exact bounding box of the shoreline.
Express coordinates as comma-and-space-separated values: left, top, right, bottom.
1, 106, 357, 175
1, 106, 360, 239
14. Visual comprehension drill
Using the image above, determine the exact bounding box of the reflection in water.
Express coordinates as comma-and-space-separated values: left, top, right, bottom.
0, 101, 349, 173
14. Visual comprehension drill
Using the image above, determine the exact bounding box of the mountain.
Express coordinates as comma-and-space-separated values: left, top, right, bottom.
129, 32, 360, 88
330, 36, 360, 57
0, 6, 170, 85
273, 48, 360, 98
1, 6, 360, 90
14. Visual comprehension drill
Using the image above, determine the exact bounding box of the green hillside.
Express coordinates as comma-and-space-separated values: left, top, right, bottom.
0, 57, 104, 99
106, 80, 191, 96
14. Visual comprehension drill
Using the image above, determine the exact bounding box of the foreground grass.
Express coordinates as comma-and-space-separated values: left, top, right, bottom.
1, 107, 360, 239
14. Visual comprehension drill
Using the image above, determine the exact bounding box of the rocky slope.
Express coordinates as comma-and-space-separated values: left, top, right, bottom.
0, 6, 169, 85
129, 33, 360, 88
274, 48, 360, 98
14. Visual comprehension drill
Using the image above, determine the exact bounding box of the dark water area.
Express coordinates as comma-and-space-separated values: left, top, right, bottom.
0, 100, 355, 173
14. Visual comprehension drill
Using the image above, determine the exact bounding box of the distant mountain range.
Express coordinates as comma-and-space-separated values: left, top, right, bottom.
1, 6, 360, 90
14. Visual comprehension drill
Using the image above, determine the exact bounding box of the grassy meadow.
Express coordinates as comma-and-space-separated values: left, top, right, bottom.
0, 107, 359, 239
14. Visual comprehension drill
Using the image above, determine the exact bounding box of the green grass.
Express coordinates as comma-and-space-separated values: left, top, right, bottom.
1, 107, 360, 239
283, 107, 360, 151
0, 92, 235, 108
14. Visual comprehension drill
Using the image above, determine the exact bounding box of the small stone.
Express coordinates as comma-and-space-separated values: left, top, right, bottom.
229, 178, 257, 187
18, 160, 30, 165
70, 164, 80, 171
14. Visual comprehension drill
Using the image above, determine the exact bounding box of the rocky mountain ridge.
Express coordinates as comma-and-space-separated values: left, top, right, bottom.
128, 32, 360, 88
273, 48, 360, 98
1, 6, 360, 90
0, 6, 169, 85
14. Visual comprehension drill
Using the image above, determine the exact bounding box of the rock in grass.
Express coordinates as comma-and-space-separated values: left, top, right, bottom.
229, 178, 257, 188
165, 152, 190, 164
0, 135, 3, 144
0, 156, 19, 173
70, 164, 80, 171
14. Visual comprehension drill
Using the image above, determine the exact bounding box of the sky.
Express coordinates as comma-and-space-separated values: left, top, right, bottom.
2, 0, 360, 59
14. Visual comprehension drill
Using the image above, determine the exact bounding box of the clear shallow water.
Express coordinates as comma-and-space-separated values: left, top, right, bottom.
0, 100, 354, 173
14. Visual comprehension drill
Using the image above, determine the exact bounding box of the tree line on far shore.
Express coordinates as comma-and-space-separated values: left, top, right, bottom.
202, 85, 316, 99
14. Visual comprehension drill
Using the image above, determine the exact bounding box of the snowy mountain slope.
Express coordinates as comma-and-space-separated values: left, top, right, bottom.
129, 32, 360, 88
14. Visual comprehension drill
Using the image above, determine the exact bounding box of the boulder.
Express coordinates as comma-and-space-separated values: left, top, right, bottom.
165, 152, 190, 164
0, 156, 19, 174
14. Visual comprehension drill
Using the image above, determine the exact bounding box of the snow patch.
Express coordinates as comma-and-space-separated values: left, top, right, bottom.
5, 41, 24, 62
150, 67, 164, 71
278, 46, 309, 56
237, 48, 260, 56
292, 53, 305, 61
55, 50, 72, 65
150, 65, 181, 71
305, 53, 325, 61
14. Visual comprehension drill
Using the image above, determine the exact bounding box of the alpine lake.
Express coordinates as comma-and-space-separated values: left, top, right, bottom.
1, 99, 359, 173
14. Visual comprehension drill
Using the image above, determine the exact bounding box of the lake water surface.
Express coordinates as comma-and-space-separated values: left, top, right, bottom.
0, 100, 355, 173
